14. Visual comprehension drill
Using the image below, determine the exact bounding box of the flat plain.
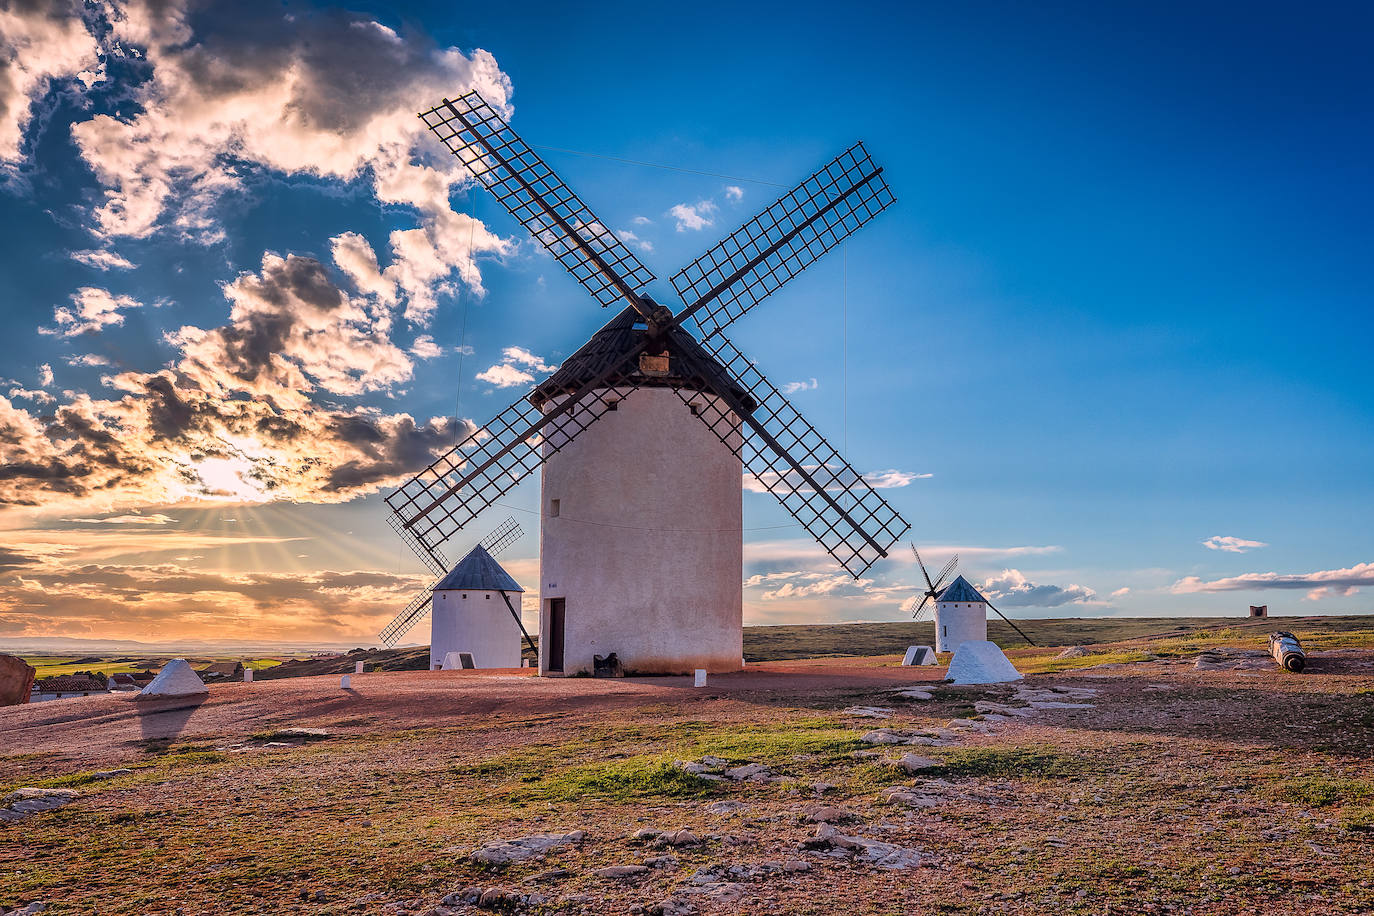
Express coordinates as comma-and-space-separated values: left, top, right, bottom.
3, 618, 1373, 915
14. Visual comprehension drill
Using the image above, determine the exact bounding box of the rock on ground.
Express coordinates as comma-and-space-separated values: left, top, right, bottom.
1, 789, 78, 822
469, 831, 585, 865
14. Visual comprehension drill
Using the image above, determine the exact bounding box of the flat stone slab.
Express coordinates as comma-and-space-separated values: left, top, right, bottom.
470, 831, 585, 865
1, 788, 79, 822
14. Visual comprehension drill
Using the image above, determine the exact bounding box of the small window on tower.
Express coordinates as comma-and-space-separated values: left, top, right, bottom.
485, 594, 491, 599
690, 402, 702, 416
606, 400, 619, 411
550, 498, 560, 518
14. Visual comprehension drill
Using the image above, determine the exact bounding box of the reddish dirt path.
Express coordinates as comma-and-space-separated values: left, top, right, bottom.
0, 658, 940, 762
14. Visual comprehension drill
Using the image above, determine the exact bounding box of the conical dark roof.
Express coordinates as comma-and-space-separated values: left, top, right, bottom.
528, 306, 756, 411
434, 544, 524, 592
937, 575, 988, 604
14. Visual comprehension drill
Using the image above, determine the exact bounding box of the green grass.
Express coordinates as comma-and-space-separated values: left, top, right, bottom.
1341, 806, 1374, 832
26, 655, 283, 678
1020, 650, 1157, 674
690, 717, 861, 762
931, 746, 1083, 779
510, 756, 717, 802
1270, 775, 1374, 807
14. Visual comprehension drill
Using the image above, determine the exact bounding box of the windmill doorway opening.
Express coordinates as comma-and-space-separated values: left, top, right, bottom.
547, 598, 565, 672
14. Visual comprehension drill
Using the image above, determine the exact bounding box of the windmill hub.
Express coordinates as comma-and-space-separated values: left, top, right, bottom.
381, 90, 911, 675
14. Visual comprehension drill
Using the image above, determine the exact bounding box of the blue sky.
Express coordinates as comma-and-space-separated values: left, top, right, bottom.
1, 0, 1371, 643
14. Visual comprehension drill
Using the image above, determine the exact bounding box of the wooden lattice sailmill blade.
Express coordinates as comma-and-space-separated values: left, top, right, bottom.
670, 141, 895, 340
421, 91, 656, 318
379, 588, 435, 648
986, 601, 1038, 647
671, 337, 909, 578
933, 555, 958, 591
912, 543, 936, 592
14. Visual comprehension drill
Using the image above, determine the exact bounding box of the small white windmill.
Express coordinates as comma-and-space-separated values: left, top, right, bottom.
903, 544, 1036, 651
380, 517, 535, 669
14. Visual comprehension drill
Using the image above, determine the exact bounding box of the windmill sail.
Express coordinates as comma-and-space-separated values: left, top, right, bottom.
671, 141, 895, 340
673, 337, 908, 577
421, 92, 656, 315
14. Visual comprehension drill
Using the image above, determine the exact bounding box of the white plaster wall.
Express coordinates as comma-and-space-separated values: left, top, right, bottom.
934, 601, 988, 653
430, 588, 522, 669
538, 387, 743, 676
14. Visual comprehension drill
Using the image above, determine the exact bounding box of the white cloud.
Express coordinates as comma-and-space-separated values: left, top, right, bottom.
476, 345, 558, 387
168, 251, 414, 400
0, 0, 100, 167
7, 387, 55, 405
475, 364, 535, 388
1202, 535, 1268, 553
66, 513, 175, 525
631, 215, 652, 226
38, 364, 53, 387
70, 249, 136, 271
67, 354, 111, 368
668, 200, 717, 232
410, 335, 443, 359
1110, 587, 1131, 599
42, 287, 143, 337
781, 378, 818, 394
745, 463, 927, 494
617, 229, 653, 253
980, 568, 1097, 607
724, 185, 743, 202
1172, 562, 1374, 595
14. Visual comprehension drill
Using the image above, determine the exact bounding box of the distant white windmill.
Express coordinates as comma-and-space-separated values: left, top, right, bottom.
380, 517, 535, 669
903, 544, 1036, 650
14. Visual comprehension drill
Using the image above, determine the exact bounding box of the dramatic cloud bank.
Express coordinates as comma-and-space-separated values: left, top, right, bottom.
0, 1, 524, 514
979, 568, 1097, 607
0, 242, 477, 511
0, 539, 427, 641
3, 0, 513, 322
1172, 562, 1374, 600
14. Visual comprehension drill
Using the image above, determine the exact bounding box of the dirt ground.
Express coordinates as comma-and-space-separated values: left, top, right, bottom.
2, 648, 1373, 915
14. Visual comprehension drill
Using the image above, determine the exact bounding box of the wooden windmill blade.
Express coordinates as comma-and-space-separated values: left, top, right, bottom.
379, 589, 434, 648
421, 91, 657, 316
670, 141, 895, 340
479, 516, 524, 557
385, 374, 632, 571
672, 335, 910, 578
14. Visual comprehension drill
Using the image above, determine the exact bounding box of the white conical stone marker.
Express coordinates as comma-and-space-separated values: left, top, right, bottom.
355, 660, 364, 674
137, 658, 209, 699
341, 674, 351, 689
243, 668, 253, 683
694, 669, 707, 687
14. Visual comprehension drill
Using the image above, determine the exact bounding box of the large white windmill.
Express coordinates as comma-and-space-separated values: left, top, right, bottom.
383, 91, 910, 676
